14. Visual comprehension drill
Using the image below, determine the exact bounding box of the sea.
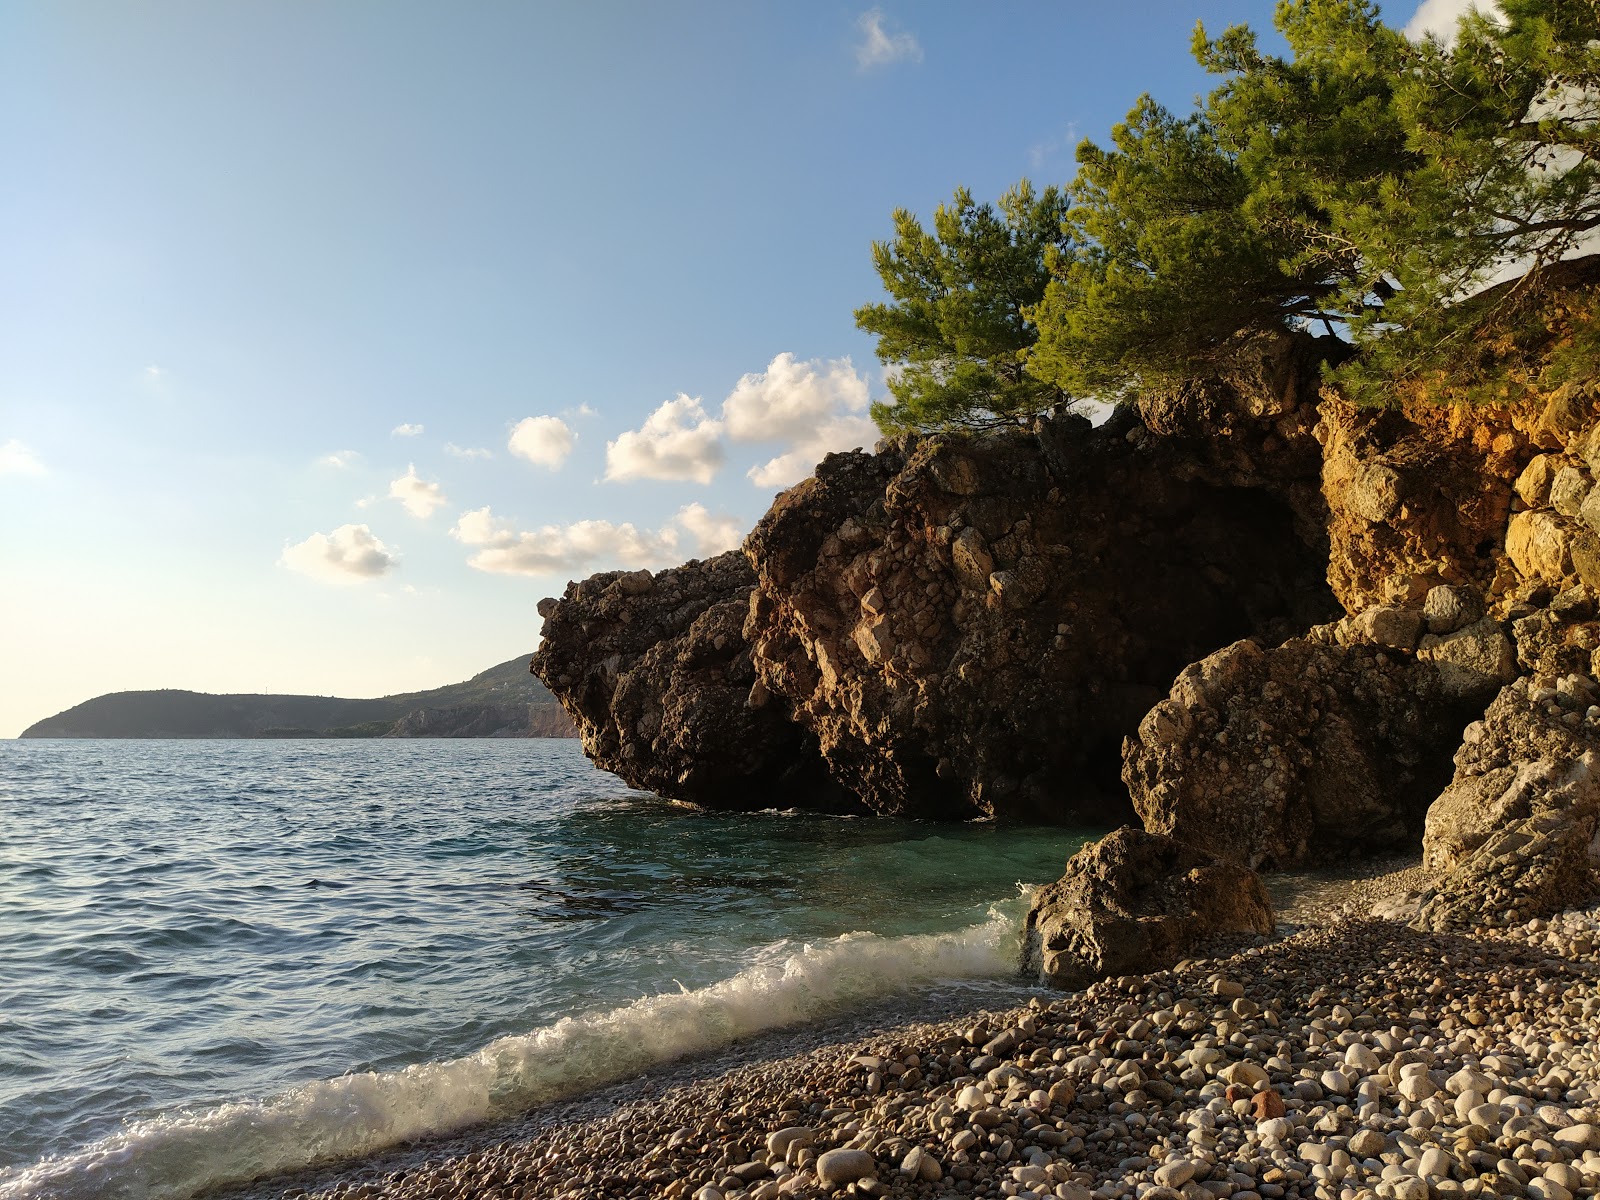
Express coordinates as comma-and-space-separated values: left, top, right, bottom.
0, 739, 1090, 1199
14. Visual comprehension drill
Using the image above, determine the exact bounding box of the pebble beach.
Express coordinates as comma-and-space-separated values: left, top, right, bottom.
217, 860, 1600, 1200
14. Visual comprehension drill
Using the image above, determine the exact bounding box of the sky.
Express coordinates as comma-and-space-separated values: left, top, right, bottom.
0, 0, 1464, 737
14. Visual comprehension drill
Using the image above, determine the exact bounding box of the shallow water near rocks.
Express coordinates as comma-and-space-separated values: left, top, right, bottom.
0, 739, 1091, 1198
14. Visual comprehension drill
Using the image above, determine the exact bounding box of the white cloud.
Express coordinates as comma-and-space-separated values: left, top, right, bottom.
444, 442, 493, 460
508, 415, 576, 469
724, 353, 879, 489
319, 449, 362, 468
674, 502, 746, 558
0, 439, 46, 477
389, 464, 448, 518
392, 423, 424, 437
1405, 0, 1496, 42
855, 8, 922, 69
451, 503, 749, 576
452, 506, 678, 575
280, 524, 397, 584
605, 394, 726, 484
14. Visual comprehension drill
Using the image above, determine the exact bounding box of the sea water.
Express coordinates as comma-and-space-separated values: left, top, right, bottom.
0, 739, 1089, 1199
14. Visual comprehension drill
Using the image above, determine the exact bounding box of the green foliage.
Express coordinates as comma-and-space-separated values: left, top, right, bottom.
1330, 0, 1600, 398
855, 181, 1075, 433
860, 0, 1600, 419
1028, 0, 1416, 396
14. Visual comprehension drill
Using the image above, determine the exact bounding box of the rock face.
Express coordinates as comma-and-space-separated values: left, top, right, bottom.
1122, 633, 1484, 869
1412, 676, 1600, 931
1022, 827, 1275, 989
739, 401, 1336, 820
530, 552, 850, 811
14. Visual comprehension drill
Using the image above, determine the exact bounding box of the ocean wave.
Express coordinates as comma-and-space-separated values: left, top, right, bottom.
0, 898, 1029, 1200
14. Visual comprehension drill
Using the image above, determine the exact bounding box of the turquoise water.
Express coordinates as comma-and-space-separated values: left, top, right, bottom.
0, 739, 1088, 1198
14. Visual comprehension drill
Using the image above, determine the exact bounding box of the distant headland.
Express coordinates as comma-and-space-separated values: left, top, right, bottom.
18, 655, 576, 739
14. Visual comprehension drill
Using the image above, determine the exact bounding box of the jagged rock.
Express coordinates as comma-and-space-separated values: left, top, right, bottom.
1123, 636, 1481, 869
1320, 394, 1529, 612
1351, 604, 1425, 650
1416, 616, 1518, 699
1022, 827, 1274, 989
1507, 509, 1578, 583
1415, 778, 1600, 933
740, 394, 1337, 821
530, 552, 849, 811
1552, 465, 1593, 517
1510, 589, 1600, 678
1422, 584, 1485, 635
1517, 454, 1562, 507
1415, 678, 1600, 931
1453, 675, 1600, 781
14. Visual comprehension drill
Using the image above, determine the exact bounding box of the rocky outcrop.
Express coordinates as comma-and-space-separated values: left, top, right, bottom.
1121, 632, 1488, 870
1409, 676, 1600, 931
1319, 394, 1533, 614
738, 353, 1338, 821
1022, 827, 1274, 989
530, 552, 850, 811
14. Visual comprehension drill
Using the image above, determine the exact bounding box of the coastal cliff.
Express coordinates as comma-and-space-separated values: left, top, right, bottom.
534, 293, 1600, 986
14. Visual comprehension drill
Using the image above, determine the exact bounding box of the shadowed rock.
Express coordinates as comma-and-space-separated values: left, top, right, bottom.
530, 552, 851, 811
1022, 827, 1274, 989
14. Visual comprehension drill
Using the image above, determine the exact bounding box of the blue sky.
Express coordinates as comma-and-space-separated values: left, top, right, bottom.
0, 1, 1453, 736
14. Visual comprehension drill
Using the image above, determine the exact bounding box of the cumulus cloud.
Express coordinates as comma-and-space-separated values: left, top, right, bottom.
674, 502, 746, 557
452, 506, 677, 575
389, 464, 448, 518
392, 423, 424, 437
0, 439, 46, 477
452, 503, 748, 576
280, 524, 397, 584
855, 8, 922, 69
444, 442, 492, 460
725, 354, 879, 489
319, 449, 362, 468
605, 394, 725, 484
1405, 0, 1496, 42
508, 415, 576, 469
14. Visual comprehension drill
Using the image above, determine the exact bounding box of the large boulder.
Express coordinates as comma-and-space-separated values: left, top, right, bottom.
530, 552, 850, 811
1412, 677, 1600, 931
1123, 634, 1484, 870
1022, 827, 1274, 989
740, 397, 1337, 821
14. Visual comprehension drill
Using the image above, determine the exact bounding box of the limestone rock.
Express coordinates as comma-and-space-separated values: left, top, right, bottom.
1123, 637, 1480, 869
1416, 616, 1518, 698
1517, 454, 1562, 507
740, 384, 1336, 821
1507, 509, 1577, 583
1352, 604, 1425, 650
1320, 393, 1527, 613
1022, 827, 1274, 989
1416, 677, 1600, 931
1552, 465, 1592, 517
530, 552, 849, 811
1422, 584, 1485, 635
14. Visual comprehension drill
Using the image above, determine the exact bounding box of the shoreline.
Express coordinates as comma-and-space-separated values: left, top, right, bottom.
212, 856, 1600, 1200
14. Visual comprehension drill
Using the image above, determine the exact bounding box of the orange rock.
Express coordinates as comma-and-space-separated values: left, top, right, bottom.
1252, 1089, 1286, 1120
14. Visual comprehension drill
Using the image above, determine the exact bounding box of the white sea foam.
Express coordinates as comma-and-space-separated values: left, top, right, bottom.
0, 900, 1028, 1200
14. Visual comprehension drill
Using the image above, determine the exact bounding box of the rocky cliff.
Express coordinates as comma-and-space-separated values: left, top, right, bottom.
535, 290, 1600, 986
535, 332, 1340, 821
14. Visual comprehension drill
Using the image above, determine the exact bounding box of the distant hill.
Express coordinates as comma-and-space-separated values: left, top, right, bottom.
18, 656, 578, 739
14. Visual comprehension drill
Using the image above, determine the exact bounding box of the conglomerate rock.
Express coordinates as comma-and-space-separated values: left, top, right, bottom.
739, 407, 1337, 821
1122, 635, 1484, 870
1022, 827, 1275, 989
530, 552, 849, 811
1411, 676, 1600, 931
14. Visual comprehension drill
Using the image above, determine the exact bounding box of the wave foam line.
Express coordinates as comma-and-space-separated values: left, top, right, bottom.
0, 901, 1027, 1200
